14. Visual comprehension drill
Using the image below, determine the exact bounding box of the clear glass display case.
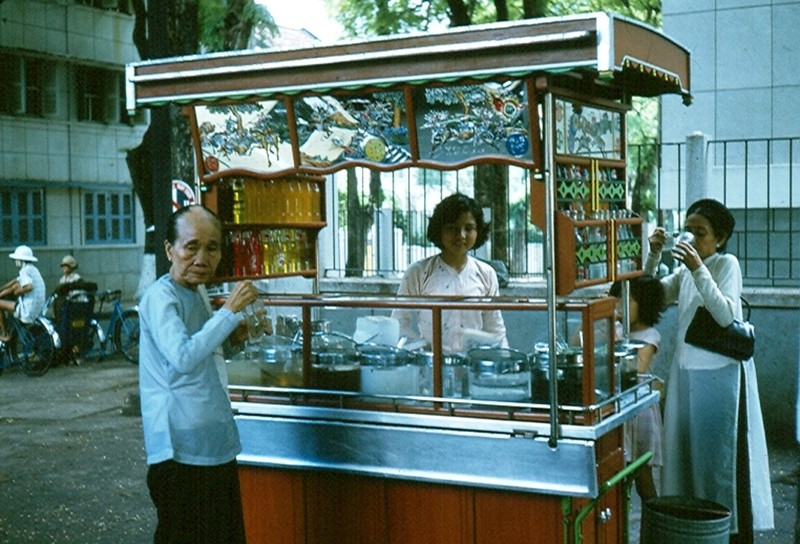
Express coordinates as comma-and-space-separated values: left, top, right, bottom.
222, 292, 622, 426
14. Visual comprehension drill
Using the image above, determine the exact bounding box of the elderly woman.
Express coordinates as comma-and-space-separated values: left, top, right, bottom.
645, 198, 773, 542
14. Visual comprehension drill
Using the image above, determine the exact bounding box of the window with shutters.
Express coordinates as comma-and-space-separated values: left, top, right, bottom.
76, 66, 117, 123
84, 191, 136, 244
0, 54, 59, 117
0, 189, 46, 246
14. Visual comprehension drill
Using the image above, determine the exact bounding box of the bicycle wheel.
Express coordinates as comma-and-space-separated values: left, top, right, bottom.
114, 309, 140, 364
16, 321, 56, 376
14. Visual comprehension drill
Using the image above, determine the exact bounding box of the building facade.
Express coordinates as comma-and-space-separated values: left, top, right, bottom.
0, 0, 147, 296
659, 0, 800, 286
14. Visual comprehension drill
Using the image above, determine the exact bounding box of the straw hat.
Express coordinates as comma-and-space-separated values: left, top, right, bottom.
9, 245, 38, 262
61, 255, 78, 268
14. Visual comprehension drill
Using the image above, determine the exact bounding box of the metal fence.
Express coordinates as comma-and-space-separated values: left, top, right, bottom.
323, 166, 545, 281
324, 136, 800, 287
639, 136, 800, 288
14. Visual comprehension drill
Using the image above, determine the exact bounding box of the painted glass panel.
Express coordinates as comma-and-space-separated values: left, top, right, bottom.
293, 91, 410, 168
414, 81, 531, 164
555, 99, 621, 159
196, 100, 293, 177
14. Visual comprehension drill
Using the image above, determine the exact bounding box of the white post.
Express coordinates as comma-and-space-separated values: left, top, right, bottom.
377, 207, 394, 275
686, 131, 709, 205
316, 176, 336, 279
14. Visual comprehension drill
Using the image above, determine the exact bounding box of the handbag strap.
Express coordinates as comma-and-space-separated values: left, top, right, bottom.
708, 257, 750, 321
741, 296, 751, 321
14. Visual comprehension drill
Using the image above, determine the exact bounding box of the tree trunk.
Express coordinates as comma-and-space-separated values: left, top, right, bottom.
223, 0, 256, 49
522, 0, 548, 18
474, 163, 509, 264
494, 0, 509, 21
345, 168, 374, 277
445, 0, 471, 26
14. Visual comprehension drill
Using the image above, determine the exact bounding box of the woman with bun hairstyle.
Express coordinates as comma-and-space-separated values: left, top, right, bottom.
645, 198, 773, 542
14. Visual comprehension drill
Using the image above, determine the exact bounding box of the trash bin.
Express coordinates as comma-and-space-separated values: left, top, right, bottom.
640, 496, 731, 544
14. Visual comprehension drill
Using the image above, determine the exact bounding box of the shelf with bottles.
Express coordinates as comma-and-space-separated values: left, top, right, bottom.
554, 158, 626, 214
554, 207, 643, 294
217, 227, 319, 280
202, 175, 326, 228
613, 214, 643, 280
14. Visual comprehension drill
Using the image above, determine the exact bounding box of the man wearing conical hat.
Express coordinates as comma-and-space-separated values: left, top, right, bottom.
0, 245, 46, 341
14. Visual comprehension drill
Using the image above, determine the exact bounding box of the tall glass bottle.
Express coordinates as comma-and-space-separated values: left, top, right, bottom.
261, 230, 273, 275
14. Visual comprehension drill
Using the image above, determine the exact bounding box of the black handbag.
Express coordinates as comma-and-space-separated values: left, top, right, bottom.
684, 297, 755, 360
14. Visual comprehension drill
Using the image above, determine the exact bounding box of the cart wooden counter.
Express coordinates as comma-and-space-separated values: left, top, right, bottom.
231, 390, 657, 544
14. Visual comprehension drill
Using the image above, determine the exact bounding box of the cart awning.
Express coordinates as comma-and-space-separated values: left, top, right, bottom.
125, 12, 690, 180
126, 12, 690, 110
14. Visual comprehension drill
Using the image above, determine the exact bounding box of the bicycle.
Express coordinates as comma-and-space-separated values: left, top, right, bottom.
0, 312, 60, 376
89, 290, 140, 364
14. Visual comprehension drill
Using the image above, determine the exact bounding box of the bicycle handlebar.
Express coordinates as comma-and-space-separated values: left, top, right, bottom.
96, 290, 122, 303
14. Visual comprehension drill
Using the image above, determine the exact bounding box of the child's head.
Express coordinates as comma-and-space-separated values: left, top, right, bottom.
609, 276, 664, 327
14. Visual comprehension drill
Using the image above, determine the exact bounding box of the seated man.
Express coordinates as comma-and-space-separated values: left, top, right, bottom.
0, 246, 46, 341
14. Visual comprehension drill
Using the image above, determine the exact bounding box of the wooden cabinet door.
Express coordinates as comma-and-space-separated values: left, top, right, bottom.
239, 466, 305, 544
304, 472, 389, 544
474, 489, 564, 544
386, 480, 472, 544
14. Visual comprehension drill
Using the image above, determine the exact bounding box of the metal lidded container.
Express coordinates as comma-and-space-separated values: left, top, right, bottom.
467, 347, 531, 402
358, 343, 419, 396
308, 331, 360, 391
531, 343, 584, 405
416, 351, 469, 398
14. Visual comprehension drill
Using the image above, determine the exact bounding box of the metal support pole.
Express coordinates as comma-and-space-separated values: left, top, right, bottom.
543, 92, 560, 448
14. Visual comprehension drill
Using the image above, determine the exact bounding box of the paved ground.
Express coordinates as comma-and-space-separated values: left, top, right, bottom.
0, 356, 152, 544
0, 356, 796, 543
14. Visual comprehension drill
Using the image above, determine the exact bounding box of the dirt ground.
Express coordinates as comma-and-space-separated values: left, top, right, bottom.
0, 356, 796, 543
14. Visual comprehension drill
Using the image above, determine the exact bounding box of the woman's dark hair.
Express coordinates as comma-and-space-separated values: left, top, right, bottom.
686, 198, 736, 252
166, 205, 222, 245
426, 193, 490, 250
609, 276, 664, 327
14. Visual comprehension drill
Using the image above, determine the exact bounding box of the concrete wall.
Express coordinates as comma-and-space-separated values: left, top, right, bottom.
661, 0, 800, 144
0, 0, 146, 302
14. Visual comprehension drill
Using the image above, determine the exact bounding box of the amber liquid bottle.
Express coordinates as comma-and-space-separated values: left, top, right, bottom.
261, 230, 273, 275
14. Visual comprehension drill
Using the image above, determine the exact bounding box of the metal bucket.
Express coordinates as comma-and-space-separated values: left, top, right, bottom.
641, 496, 731, 544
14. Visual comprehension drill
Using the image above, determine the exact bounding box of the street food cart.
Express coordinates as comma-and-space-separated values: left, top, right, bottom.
126, 12, 690, 544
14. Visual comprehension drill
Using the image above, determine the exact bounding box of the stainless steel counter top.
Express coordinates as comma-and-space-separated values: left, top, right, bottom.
233, 388, 658, 498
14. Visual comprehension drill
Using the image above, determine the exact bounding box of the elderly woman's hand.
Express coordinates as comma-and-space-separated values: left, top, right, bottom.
223, 280, 259, 314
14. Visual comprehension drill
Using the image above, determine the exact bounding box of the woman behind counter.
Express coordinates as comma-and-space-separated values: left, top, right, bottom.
645, 198, 773, 542
393, 193, 507, 353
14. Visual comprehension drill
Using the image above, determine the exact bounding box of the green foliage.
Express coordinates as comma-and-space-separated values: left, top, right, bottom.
627, 97, 660, 221
328, 0, 662, 39
328, 0, 557, 37
546, 0, 661, 27
326, 0, 445, 36
199, 0, 278, 52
